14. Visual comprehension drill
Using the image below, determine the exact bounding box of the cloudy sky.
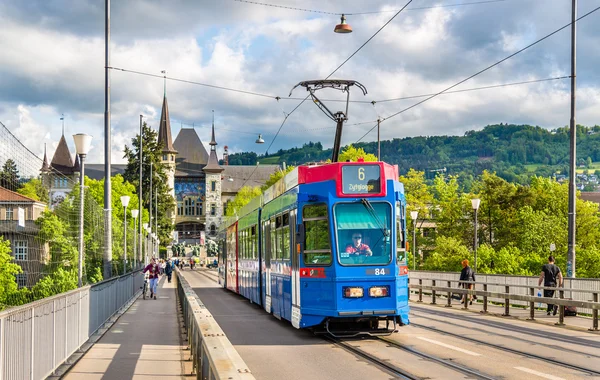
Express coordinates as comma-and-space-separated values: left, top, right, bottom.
1, 0, 600, 165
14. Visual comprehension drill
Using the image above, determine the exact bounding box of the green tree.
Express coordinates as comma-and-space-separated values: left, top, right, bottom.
86, 175, 140, 270
338, 144, 377, 162
422, 236, 471, 271
31, 268, 77, 300
17, 178, 49, 203
431, 175, 472, 246
123, 122, 176, 246
225, 186, 261, 216
0, 159, 20, 190
261, 165, 295, 191
0, 238, 23, 309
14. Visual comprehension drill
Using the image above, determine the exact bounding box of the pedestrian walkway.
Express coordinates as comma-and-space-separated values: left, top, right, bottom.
410, 291, 599, 332
63, 277, 192, 380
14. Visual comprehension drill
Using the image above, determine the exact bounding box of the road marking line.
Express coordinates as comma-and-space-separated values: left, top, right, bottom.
514, 367, 565, 380
417, 337, 481, 356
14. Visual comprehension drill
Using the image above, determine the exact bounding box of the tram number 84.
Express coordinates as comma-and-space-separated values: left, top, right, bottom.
366, 268, 387, 275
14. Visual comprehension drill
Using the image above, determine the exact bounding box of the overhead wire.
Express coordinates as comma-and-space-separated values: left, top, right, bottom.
355, 5, 600, 143
239, 0, 414, 188
229, 0, 508, 16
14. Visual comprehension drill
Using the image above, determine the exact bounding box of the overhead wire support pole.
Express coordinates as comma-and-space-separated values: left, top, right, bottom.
139, 115, 143, 269
567, 0, 577, 279
103, 0, 112, 280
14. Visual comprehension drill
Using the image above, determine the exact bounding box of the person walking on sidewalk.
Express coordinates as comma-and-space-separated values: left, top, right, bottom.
143, 257, 160, 300
538, 255, 563, 315
165, 258, 173, 283
459, 259, 476, 305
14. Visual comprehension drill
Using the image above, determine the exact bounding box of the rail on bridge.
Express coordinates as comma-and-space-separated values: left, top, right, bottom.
0, 271, 143, 380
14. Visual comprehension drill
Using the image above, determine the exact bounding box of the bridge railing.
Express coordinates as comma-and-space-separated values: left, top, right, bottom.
0, 270, 144, 380
175, 269, 254, 380
409, 271, 599, 331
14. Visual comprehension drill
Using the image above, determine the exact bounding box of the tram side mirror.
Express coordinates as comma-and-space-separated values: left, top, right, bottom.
296, 224, 305, 254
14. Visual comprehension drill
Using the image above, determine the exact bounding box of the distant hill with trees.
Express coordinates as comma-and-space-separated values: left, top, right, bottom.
223, 124, 600, 187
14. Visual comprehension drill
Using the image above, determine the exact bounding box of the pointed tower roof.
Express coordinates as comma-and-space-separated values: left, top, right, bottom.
173, 128, 209, 177
41, 144, 51, 173
157, 95, 177, 154
51, 134, 75, 174
204, 116, 223, 173
73, 154, 81, 173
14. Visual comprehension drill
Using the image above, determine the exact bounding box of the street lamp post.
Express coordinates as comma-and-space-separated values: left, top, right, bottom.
471, 198, 481, 273
410, 210, 418, 271
120, 195, 130, 275
131, 209, 139, 268
143, 223, 148, 264
73, 133, 93, 287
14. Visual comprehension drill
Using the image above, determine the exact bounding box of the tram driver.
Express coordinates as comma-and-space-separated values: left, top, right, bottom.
345, 232, 373, 256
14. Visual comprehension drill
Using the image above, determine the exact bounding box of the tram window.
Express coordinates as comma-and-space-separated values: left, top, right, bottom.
396, 202, 407, 263
275, 217, 282, 260
282, 213, 290, 260
335, 202, 392, 266
270, 218, 277, 260
251, 225, 257, 259
303, 204, 331, 265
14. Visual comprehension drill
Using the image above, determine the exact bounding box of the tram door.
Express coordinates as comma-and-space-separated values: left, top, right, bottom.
290, 209, 301, 328
263, 219, 272, 313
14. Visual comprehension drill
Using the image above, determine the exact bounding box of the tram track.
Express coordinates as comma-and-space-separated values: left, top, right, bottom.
376, 336, 497, 380
324, 336, 419, 380
411, 308, 600, 360
411, 311, 600, 376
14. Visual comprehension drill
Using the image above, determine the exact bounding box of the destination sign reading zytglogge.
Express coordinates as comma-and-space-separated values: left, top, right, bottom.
341, 165, 381, 195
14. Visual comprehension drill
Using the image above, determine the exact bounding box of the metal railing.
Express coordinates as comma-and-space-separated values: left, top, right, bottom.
410, 271, 600, 331
175, 269, 255, 380
0, 270, 144, 380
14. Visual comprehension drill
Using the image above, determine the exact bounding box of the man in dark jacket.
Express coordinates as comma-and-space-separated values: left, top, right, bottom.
538, 255, 563, 315
165, 259, 173, 283
459, 259, 476, 305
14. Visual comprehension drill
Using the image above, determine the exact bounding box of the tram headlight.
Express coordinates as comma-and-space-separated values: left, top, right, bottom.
343, 287, 364, 298
369, 286, 390, 298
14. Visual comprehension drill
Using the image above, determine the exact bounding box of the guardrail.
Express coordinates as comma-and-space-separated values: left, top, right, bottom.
409, 272, 600, 331
0, 270, 144, 380
175, 269, 255, 380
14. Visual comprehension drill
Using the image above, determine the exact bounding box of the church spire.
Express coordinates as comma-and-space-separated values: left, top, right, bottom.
209, 110, 217, 147
157, 91, 177, 154
204, 110, 223, 173
41, 143, 50, 172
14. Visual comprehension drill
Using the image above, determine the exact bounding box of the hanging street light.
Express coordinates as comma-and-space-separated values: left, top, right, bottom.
255, 134, 265, 144
334, 14, 352, 33
73, 133, 93, 287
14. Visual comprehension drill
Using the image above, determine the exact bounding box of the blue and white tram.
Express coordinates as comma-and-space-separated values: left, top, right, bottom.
218, 160, 410, 336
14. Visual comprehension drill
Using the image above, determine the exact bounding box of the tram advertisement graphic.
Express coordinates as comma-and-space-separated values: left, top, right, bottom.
341, 165, 381, 194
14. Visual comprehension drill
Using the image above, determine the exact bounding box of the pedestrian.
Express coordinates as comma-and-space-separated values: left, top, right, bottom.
165, 258, 173, 283
142, 257, 160, 300
160, 259, 166, 275
538, 255, 563, 315
459, 259, 476, 305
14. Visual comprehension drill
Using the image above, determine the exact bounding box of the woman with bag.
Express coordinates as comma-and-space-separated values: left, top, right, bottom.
459, 259, 476, 305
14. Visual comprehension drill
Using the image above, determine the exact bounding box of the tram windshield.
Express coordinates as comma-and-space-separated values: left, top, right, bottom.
334, 201, 392, 266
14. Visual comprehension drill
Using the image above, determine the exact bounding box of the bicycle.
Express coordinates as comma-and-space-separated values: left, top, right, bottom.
142, 272, 149, 300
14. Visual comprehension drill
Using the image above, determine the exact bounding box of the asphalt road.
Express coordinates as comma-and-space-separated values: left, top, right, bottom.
181, 269, 600, 380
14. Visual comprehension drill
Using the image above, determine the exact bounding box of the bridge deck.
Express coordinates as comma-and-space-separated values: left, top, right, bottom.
62, 277, 192, 379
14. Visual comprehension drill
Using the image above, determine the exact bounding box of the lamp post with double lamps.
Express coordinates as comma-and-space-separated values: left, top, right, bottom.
131, 209, 139, 268
471, 198, 481, 273
120, 195, 130, 275
410, 210, 418, 271
73, 133, 93, 287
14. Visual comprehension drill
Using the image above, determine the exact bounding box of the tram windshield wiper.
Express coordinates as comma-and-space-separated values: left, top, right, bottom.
360, 199, 389, 238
